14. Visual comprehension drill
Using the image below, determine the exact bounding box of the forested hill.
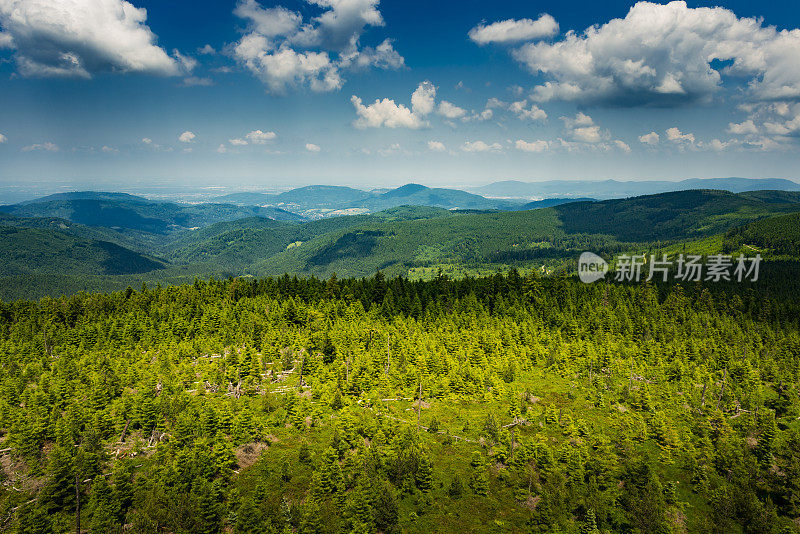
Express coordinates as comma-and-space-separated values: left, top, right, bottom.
0, 272, 798, 532
211, 184, 519, 211
0, 196, 304, 235
3, 188, 800, 300
0, 226, 166, 277
250, 189, 800, 279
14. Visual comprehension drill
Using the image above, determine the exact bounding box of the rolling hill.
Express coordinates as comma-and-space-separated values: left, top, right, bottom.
723, 212, 800, 256
0, 226, 166, 277
358, 183, 520, 211
473, 177, 800, 199
14, 190, 152, 205
550, 189, 799, 240
4, 188, 800, 299
272, 185, 371, 208
163, 206, 454, 268
248, 189, 800, 279
212, 184, 522, 213
520, 197, 595, 209
0, 197, 304, 236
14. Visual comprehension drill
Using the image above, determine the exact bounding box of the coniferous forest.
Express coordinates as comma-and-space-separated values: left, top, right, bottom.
1, 269, 798, 533
4, 0, 800, 532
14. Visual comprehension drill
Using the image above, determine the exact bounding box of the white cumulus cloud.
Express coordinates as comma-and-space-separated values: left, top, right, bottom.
0, 0, 181, 78
639, 131, 660, 145
427, 140, 446, 152
246, 130, 276, 144
351, 81, 435, 129
728, 120, 758, 135
614, 140, 632, 153
507, 1, 800, 105
509, 100, 547, 121
469, 15, 559, 44
233, 1, 301, 37
305, 143, 321, 152
340, 38, 404, 70
666, 127, 695, 144
437, 100, 467, 120
179, 131, 196, 143
22, 142, 58, 151
562, 113, 604, 143
233, 42, 342, 93
461, 140, 503, 152
704, 138, 733, 151
557, 113, 630, 152
515, 139, 549, 152
231, 0, 403, 93
0, 133, 6, 143
410, 81, 436, 116
351, 96, 426, 129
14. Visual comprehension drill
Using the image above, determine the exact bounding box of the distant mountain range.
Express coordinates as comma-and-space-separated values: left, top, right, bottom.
212, 178, 800, 214
0, 191, 303, 236
213, 183, 520, 212
4, 184, 800, 299
520, 198, 595, 209
471, 178, 800, 200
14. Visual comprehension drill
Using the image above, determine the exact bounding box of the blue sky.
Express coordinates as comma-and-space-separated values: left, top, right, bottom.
0, 0, 799, 195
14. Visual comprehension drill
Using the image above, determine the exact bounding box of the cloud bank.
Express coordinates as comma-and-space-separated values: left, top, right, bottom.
0, 0, 180, 78
495, 1, 800, 106
469, 15, 558, 45
232, 0, 404, 93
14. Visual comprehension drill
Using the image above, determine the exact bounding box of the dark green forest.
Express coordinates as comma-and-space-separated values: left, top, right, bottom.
4, 189, 800, 301
1, 269, 799, 533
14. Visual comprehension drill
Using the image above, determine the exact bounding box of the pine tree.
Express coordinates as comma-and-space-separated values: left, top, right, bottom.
346, 478, 374, 531
298, 441, 312, 464
320, 447, 343, 495
194, 478, 223, 534
469, 452, 489, 496
88, 476, 117, 533
234, 495, 264, 534
581, 508, 599, 534
757, 409, 778, 464
470, 469, 489, 496
415, 455, 433, 492
448, 476, 464, 498
112, 461, 133, 522
281, 459, 291, 482
373, 480, 399, 532
299, 499, 323, 534
16, 501, 52, 534
40, 444, 75, 512
138, 396, 157, 432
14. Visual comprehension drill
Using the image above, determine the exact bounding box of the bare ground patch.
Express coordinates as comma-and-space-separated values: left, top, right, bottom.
235, 442, 270, 470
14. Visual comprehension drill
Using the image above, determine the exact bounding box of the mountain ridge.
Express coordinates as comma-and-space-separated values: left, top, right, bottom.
472, 177, 800, 199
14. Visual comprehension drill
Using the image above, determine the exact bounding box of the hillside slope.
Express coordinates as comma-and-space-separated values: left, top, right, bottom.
0, 198, 304, 235
252, 189, 800, 278
0, 226, 166, 276
164, 206, 454, 268
474, 177, 800, 199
